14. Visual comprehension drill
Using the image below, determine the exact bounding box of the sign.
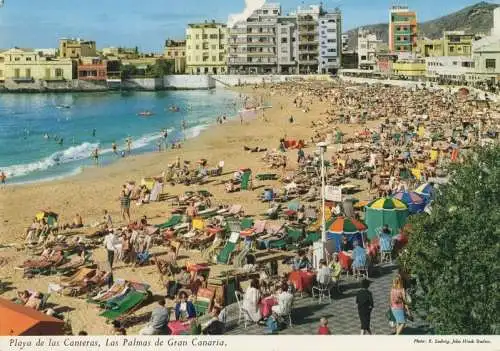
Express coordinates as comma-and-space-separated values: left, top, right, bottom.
324, 185, 342, 202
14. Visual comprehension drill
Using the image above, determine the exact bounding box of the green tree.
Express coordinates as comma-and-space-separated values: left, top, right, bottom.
400, 145, 500, 334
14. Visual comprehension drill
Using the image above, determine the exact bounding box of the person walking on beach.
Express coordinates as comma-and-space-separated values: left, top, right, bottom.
0, 170, 6, 188
356, 279, 374, 335
104, 230, 120, 269
126, 137, 132, 154
112, 142, 118, 155
162, 129, 168, 149
120, 185, 131, 223
91, 148, 99, 165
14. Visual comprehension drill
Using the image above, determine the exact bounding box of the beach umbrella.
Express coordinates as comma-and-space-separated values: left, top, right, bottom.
392, 191, 425, 214
364, 198, 409, 239
415, 183, 434, 199
328, 216, 367, 234
327, 216, 367, 251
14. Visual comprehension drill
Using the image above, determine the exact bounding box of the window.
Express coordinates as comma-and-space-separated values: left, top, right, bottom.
281, 28, 287, 34
263, 10, 268, 14
196, 45, 200, 50
486, 59, 496, 69
210, 34, 218, 39
281, 38, 287, 43
202, 34, 208, 39
327, 29, 336, 33
361, 55, 367, 60
273, 9, 278, 14
195, 34, 199, 39
14, 68, 20, 78
14, 57, 20, 61
26, 57, 32, 61
25, 68, 31, 78
449, 46, 454, 53
212, 45, 217, 50
328, 19, 336, 23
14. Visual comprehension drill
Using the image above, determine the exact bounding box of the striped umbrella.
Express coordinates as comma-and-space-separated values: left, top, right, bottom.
415, 183, 433, 196
392, 191, 424, 205
328, 216, 367, 234
366, 197, 408, 210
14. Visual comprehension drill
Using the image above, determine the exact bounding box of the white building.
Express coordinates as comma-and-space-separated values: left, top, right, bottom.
469, 7, 500, 83
357, 28, 382, 70
341, 33, 349, 52
35, 48, 57, 57
425, 56, 474, 82
228, 2, 341, 75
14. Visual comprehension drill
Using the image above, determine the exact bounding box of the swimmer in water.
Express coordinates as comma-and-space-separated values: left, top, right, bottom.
112, 142, 118, 154
44, 133, 49, 140
92, 128, 96, 137
58, 138, 64, 146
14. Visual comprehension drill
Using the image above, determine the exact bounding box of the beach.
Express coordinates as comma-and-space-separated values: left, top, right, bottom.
0, 84, 363, 334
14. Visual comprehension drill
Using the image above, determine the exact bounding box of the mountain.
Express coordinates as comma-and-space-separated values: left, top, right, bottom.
344, 1, 499, 51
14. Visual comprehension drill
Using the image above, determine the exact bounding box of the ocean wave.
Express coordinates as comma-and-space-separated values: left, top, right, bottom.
3, 142, 98, 178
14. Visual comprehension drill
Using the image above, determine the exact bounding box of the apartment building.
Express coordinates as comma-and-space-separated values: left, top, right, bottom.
228, 3, 281, 74
228, 2, 341, 75
2, 47, 75, 81
0, 50, 5, 81
318, 10, 342, 74
358, 28, 383, 70
417, 31, 475, 57
389, 6, 417, 54
186, 21, 228, 75
164, 40, 186, 74
426, 56, 474, 82
59, 38, 97, 59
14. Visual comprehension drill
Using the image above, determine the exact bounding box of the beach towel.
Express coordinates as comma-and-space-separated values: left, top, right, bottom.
99, 291, 147, 320
149, 182, 163, 202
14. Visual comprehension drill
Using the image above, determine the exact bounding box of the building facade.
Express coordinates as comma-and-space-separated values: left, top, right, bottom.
392, 59, 426, 79
318, 10, 342, 74
186, 21, 228, 75
417, 31, 475, 58
425, 56, 474, 82
357, 28, 383, 70
2, 48, 75, 81
228, 3, 281, 74
77, 57, 108, 81
389, 6, 417, 54
59, 38, 97, 59
228, 2, 342, 75
164, 40, 186, 73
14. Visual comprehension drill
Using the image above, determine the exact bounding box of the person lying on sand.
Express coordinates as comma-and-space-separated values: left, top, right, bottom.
244, 146, 268, 153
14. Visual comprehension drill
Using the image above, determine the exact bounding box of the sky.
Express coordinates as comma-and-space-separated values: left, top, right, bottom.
0, 0, 496, 52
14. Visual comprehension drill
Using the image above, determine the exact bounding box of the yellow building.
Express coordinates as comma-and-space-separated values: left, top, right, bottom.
417, 31, 474, 57
0, 50, 5, 81
164, 40, 186, 74
392, 60, 426, 78
186, 21, 228, 75
59, 38, 97, 59
2, 48, 75, 81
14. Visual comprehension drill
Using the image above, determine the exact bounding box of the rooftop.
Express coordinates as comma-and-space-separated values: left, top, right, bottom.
188, 21, 226, 29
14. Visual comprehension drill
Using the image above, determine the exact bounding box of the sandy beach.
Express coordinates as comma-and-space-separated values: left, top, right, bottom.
0, 84, 373, 334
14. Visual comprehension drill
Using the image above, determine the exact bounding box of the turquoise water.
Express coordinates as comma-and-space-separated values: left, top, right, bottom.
0, 90, 240, 184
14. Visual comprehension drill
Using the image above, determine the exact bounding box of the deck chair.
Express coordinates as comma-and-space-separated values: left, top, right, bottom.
216, 232, 240, 264
286, 227, 303, 251
99, 291, 148, 320
223, 204, 243, 217
302, 232, 321, 246
226, 219, 242, 233
240, 217, 254, 230
256, 173, 278, 181
253, 220, 267, 235
156, 214, 183, 229
60, 268, 96, 286
240, 171, 252, 191
193, 287, 215, 317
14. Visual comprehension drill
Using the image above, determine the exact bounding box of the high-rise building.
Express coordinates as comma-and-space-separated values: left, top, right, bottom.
185, 21, 228, 75
228, 3, 281, 74
228, 2, 341, 75
388, 6, 417, 54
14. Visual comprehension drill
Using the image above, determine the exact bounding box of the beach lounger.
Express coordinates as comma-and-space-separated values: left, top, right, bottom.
240, 218, 254, 230
156, 214, 183, 229
60, 267, 96, 286
193, 288, 215, 317
302, 232, 321, 246
240, 171, 252, 191
285, 227, 304, 251
198, 208, 218, 219
99, 291, 148, 320
256, 173, 278, 181
88, 280, 127, 304
216, 232, 240, 265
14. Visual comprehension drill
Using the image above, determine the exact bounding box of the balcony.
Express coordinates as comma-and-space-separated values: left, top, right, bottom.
247, 32, 275, 36
247, 52, 275, 56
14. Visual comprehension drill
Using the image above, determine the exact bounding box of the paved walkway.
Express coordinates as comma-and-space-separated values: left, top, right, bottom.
224, 263, 427, 335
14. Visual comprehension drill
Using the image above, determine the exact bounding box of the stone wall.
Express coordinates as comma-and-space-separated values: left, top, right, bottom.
121, 78, 164, 90
211, 74, 332, 87
163, 75, 214, 89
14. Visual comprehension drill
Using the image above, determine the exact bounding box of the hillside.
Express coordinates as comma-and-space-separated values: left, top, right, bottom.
345, 1, 499, 50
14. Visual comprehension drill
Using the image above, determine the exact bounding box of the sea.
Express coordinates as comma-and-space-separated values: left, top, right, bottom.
0, 89, 241, 184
